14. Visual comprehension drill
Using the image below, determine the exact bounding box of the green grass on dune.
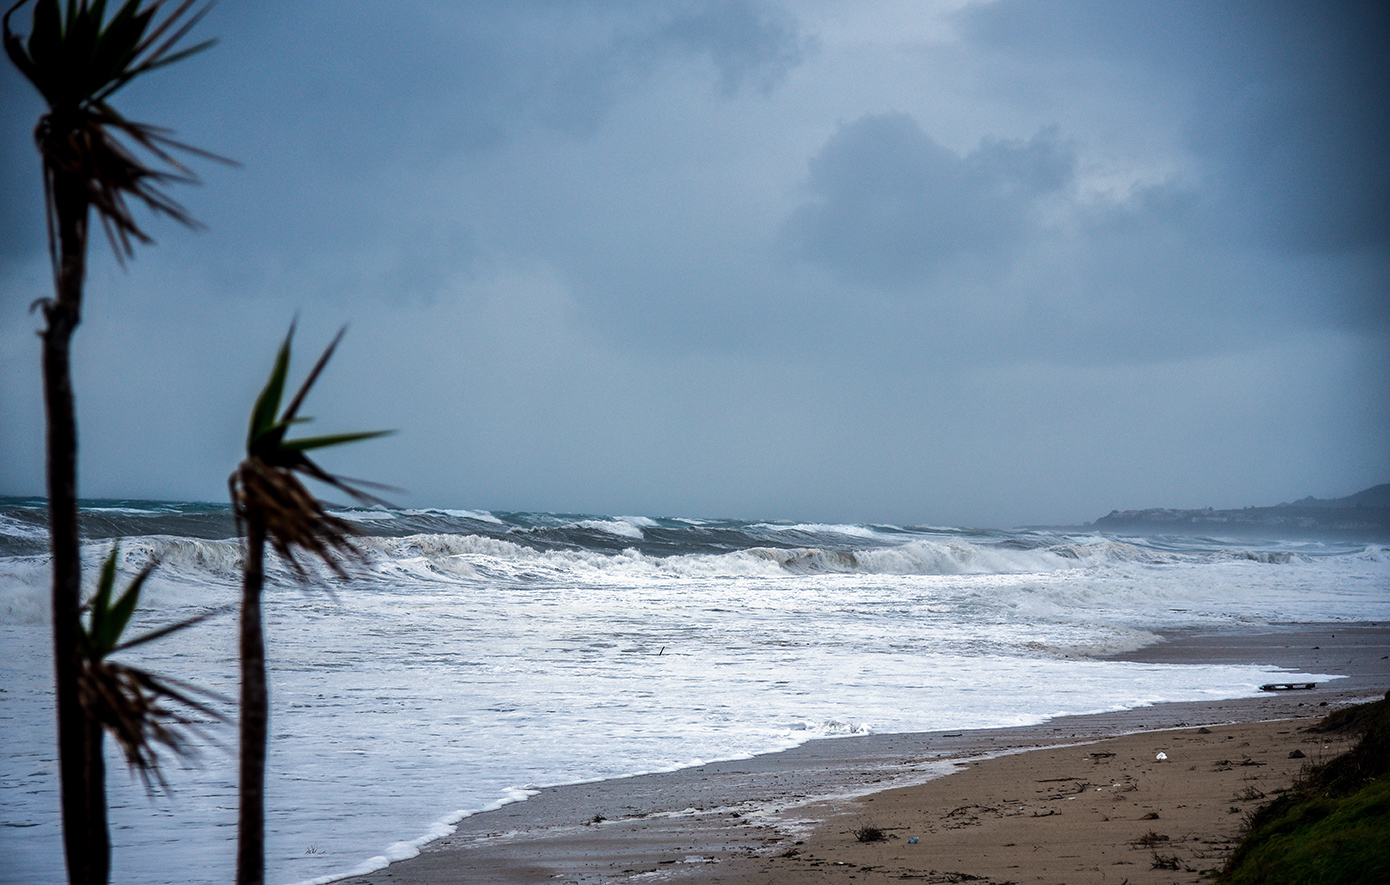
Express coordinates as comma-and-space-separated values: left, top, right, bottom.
1218, 692, 1390, 885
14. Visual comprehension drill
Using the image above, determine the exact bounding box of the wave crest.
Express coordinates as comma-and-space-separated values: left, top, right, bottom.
345, 533, 1251, 580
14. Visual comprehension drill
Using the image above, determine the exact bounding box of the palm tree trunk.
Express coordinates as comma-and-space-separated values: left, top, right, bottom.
238, 515, 268, 885
45, 169, 109, 885
82, 721, 108, 885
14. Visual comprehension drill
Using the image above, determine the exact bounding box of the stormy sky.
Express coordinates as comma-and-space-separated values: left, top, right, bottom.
2, 0, 1386, 527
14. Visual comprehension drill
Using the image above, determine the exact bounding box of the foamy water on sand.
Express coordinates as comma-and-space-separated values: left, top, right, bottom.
2, 500, 1386, 885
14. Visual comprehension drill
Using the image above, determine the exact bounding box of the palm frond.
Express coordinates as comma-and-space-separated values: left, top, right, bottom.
112, 601, 232, 652
231, 325, 395, 580
231, 456, 364, 579
277, 325, 346, 429
246, 320, 294, 452
4, 0, 235, 267
78, 543, 231, 792
79, 657, 229, 792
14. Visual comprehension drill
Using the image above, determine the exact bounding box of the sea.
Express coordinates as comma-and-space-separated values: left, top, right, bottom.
1, 497, 1386, 885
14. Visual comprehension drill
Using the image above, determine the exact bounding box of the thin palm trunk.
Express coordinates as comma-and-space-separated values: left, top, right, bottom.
237, 516, 268, 885
44, 164, 109, 885
230, 327, 390, 885
7, 4, 225, 882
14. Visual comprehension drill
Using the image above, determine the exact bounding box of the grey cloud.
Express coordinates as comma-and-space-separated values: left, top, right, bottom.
784, 113, 1075, 288
217, 1, 808, 161
379, 221, 480, 306
1, 69, 52, 260
4, 1, 1385, 525
651, 0, 808, 94
773, 108, 1371, 371
3, 1, 812, 275
0, 1, 813, 308
959, 0, 1390, 256
1187, 55, 1390, 254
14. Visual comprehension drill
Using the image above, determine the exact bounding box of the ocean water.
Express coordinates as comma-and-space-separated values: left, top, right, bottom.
1, 498, 1386, 885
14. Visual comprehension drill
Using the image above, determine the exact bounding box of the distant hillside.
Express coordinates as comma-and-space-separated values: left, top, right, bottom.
1090, 483, 1390, 539
1281, 484, 1390, 509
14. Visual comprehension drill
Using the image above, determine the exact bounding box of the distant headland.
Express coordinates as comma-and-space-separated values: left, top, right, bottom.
1088, 483, 1390, 539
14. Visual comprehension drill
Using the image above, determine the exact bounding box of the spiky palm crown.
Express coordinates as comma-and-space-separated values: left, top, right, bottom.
230, 325, 393, 578
3, 0, 230, 265
78, 544, 230, 791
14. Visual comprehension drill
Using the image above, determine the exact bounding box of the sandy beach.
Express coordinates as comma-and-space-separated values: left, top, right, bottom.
338, 623, 1388, 885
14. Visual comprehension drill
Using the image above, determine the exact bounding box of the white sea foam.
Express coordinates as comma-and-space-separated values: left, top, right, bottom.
288, 788, 539, 885
0, 555, 50, 624
0, 513, 47, 541
573, 518, 646, 539
329, 509, 397, 522
423, 508, 506, 524
348, 532, 1296, 583
753, 521, 893, 541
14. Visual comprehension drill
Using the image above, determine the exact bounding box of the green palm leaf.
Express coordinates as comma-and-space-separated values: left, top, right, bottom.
89, 543, 154, 654
247, 324, 293, 452
279, 430, 394, 453
231, 325, 395, 579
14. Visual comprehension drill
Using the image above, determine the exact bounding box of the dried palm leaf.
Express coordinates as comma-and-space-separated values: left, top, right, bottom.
78, 543, 231, 792
3, 0, 234, 267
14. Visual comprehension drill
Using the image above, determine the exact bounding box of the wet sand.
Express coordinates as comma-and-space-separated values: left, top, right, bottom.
337, 623, 1388, 885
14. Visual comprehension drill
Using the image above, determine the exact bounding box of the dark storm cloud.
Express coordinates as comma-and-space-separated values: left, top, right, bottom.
213, 0, 808, 162
1, 65, 48, 260
4, 1, 804, 247
771, 0, 1390, 370
785, 113, 1075, 287
959, 0, 1390, 256
66, 0, 815, 284
2, 1, 1385, 525
650, 0, 808, 94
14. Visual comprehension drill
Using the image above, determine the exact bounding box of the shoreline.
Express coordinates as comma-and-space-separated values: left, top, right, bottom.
336, 622, 1387, 885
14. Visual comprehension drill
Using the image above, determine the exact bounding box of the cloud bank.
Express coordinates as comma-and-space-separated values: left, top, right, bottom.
2, 0, 1385, 526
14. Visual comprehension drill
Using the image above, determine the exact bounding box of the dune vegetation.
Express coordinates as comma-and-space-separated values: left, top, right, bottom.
1219, 692, 1390, 885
